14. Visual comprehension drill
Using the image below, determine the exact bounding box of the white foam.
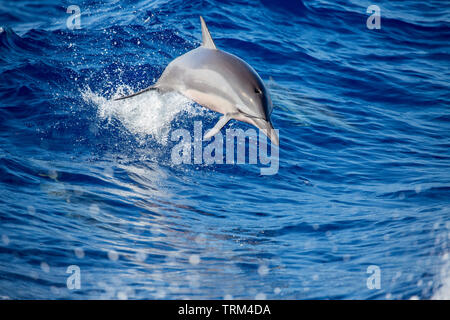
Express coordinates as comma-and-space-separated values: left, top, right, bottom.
432, 258, 450, 300
82, 86, 204, 145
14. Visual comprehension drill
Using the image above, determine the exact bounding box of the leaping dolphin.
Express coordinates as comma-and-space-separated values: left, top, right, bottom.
116, 16, 279, 145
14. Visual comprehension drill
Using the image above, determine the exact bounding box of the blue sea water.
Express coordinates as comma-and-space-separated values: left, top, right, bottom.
0, 0, 449, 300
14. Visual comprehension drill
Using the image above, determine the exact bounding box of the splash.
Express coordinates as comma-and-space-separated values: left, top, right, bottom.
432, 254, 450, 300
81, 85, 205, 145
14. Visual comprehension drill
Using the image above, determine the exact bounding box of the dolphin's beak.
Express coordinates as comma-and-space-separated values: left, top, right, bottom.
252, 118, 279, 146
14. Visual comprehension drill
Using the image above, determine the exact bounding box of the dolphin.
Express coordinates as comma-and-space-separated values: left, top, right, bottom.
116, 16, 279, 145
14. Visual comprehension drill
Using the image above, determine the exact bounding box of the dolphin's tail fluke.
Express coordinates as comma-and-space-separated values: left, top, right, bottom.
114, 85, 159, 101
252, 118, 279, 146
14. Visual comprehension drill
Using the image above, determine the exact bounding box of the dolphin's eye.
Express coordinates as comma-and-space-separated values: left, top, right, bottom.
254, 88, 262, 94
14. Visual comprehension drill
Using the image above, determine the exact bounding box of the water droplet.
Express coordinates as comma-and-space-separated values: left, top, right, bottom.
255, 293, 266, 300
41, 262, 50, 273
74, 247, 85, 259
117, 291, 128, 300
108, 250, 119, 261
135, 251, 147, 262
257, 265, 269, 276
189, 254, 201, 265
415, 185, 422, 193
195, 234, 206, 244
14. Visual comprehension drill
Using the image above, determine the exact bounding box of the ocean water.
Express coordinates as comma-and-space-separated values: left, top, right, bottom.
0, 0, 449, 300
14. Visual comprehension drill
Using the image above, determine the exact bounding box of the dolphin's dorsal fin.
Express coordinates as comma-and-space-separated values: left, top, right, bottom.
200, 16, 217, 49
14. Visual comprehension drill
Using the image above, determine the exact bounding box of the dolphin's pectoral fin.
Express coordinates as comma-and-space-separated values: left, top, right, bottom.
200, 16, 217, 50
204, 113, 236, 140
114, 85, 159, 101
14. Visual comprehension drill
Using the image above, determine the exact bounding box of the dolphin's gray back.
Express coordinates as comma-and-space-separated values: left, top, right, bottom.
156, 47, 270, 120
